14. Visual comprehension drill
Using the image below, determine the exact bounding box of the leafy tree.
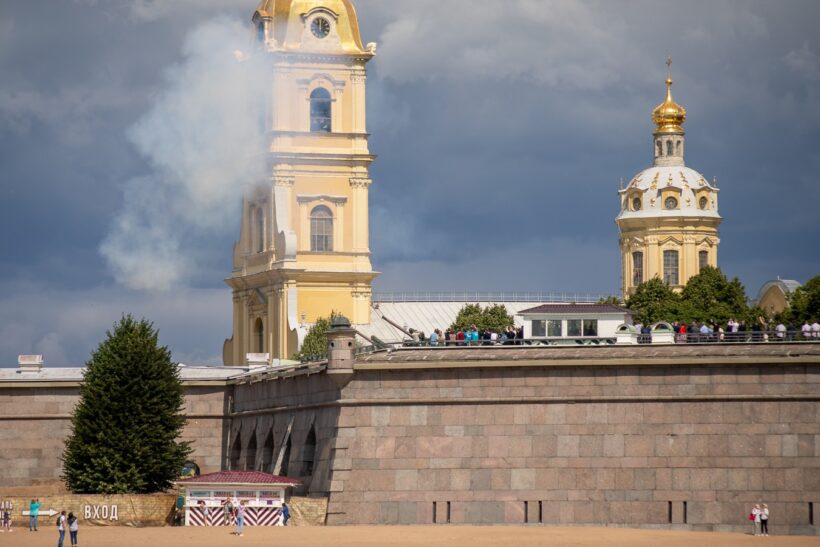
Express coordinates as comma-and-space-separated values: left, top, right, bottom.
625, 277, 681, 325
598, 295, 623, 305
680, 266, 750, 324
62, 315, 191, 494
292, 312, 339, 362
787, 275, 820, 323
450, 303, 514, 333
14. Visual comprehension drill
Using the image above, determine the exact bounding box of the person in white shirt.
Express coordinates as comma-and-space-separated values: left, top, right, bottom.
760, 503, 769, 536
56, 511, 66, 547
802, 321, 812, 339
775, 323, 786, 340
813, 321, 820, 338
751, 504, 762, 536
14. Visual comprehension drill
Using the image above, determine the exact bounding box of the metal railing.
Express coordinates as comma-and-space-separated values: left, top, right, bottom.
372, 291, 612, 303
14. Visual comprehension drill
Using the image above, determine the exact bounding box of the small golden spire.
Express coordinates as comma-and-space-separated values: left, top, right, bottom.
652, 58, 687, 134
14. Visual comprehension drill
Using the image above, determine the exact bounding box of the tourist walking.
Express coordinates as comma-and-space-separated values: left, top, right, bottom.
29, 498, 40, 531
751, 504, 762, 536
760, 503, 769, 536
234, 501, 245, 536
1, 506, 11, 532
282, 502, 290, 526
67, 512, 78, 546
56, 510, 66, 547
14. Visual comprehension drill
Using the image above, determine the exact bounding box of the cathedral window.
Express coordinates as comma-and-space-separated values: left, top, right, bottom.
676, 140, 682, 155
656, 140, 662, 157
632, 251, 644, 285
310, 88, 332, 132
666, 140, 673, 156
663, 250, 679, 285
699, 250, 709, 270
310, 205, 333, 252
664, 196, 678, 210
632, 197, 642, 211
699, 196, 708, 210
257, 22, 265, 44
253, 206, 265, 253
254, 318, 264, 353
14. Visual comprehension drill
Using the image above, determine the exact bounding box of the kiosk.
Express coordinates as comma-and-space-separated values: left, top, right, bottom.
175, 471, 300, 527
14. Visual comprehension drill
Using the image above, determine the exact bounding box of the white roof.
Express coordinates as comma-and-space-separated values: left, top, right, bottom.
357, 301, 548, 342
617, 165, 721, 220
0, 365, 245, 383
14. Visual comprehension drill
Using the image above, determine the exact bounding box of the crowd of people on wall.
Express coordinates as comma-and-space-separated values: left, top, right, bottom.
633, 317, 820, 344
406, 325, 525, 346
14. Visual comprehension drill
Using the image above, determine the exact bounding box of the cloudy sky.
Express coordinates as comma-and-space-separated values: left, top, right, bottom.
1, 0, 819, 365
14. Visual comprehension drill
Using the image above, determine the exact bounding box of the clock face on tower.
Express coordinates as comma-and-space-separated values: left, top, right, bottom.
311, 17, 330, 39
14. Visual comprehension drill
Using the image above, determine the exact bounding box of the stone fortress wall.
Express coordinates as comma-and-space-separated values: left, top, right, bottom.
2, 342, 819, 534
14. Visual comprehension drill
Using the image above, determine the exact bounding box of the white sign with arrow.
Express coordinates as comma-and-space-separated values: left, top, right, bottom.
21, 509, 58, 517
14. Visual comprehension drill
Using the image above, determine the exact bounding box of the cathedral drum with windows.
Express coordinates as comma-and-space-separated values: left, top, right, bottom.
224, 0, 378, 364
616, 73, 722, 297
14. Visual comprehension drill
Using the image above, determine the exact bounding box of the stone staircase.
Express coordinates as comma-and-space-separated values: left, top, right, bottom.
288, 496, 328, 526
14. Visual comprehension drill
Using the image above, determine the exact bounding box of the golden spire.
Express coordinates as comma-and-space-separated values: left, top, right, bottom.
652, 57, 687, 133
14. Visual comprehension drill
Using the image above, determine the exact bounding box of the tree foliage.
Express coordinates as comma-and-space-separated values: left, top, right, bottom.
626, 267, 753, 325
679, 266, 749, 324
62, 315, 191, 494
786, 275, 820, 323
292, 312, 339, 362
625, 277, 680, 325
450, 303, 514, 332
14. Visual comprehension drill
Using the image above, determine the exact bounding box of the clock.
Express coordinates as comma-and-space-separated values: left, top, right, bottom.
632, 197, 642, 211
664, 196, 678, 210
311, 17, 330, 39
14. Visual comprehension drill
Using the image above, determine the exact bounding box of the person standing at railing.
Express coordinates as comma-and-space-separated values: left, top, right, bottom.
802, 321, 812, 340
429, 329, 439, 347
775, 322, 786, 341
813, 320, 820, 339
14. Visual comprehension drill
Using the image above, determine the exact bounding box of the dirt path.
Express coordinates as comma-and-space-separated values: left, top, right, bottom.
1, 525, 818, 547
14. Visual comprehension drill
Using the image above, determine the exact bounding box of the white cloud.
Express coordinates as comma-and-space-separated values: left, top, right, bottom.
785, 42, 820, 81
101, 16, 268, 290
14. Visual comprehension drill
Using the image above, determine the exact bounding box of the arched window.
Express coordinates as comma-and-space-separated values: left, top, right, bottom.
254, 318, 264, 353
310, 205, 333, 252
254, 206, 264, 253
257, 22, 265, 44
245, 432, 257, 470
663, 250, 679, 286
279, 435, 292, 477
656, 140, 663, 157
301, 426, 317, 477
676, 140, 682, 155
261, 430, 275, 473
310, 88, 332, 132
230, 433, 242, 470
666, 140, 673, 156
699, 250, 709, 270
632, 251, 644, 286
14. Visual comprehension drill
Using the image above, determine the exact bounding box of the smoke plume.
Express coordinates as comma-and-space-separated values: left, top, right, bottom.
101, 17, 267, 291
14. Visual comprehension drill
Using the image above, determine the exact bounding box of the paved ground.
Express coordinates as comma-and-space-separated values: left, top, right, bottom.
2, 526, 818, 547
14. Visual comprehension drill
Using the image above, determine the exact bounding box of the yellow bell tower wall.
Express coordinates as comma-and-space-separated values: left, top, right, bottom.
224, 0, 378, 364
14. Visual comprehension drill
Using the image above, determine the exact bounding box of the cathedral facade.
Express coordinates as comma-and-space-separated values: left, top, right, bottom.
224, 0, 378, 364
616, 76, 722, 297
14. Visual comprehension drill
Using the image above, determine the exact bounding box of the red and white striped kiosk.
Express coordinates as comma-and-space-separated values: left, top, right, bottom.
176, 471, 300, 527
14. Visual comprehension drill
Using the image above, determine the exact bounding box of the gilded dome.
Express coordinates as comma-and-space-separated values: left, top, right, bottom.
253, 0, 367, 53
652, 78, 687, 134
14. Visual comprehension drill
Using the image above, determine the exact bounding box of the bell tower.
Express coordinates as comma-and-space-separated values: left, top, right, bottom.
224, 0, 378, 364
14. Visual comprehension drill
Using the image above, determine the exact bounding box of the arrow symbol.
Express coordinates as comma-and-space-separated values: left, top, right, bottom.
21, 509, 58, 517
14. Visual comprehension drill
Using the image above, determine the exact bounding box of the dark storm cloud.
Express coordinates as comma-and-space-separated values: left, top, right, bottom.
1, 0, 818, 364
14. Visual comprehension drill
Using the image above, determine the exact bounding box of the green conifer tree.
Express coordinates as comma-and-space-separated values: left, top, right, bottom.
62, 315, 191, 494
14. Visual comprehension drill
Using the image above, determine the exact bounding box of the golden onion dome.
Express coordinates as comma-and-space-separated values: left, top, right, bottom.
253, 0, 366, 53
652, 78, 687, 133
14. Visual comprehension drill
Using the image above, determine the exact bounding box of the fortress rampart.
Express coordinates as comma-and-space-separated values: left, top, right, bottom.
2, 343, 819, 534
